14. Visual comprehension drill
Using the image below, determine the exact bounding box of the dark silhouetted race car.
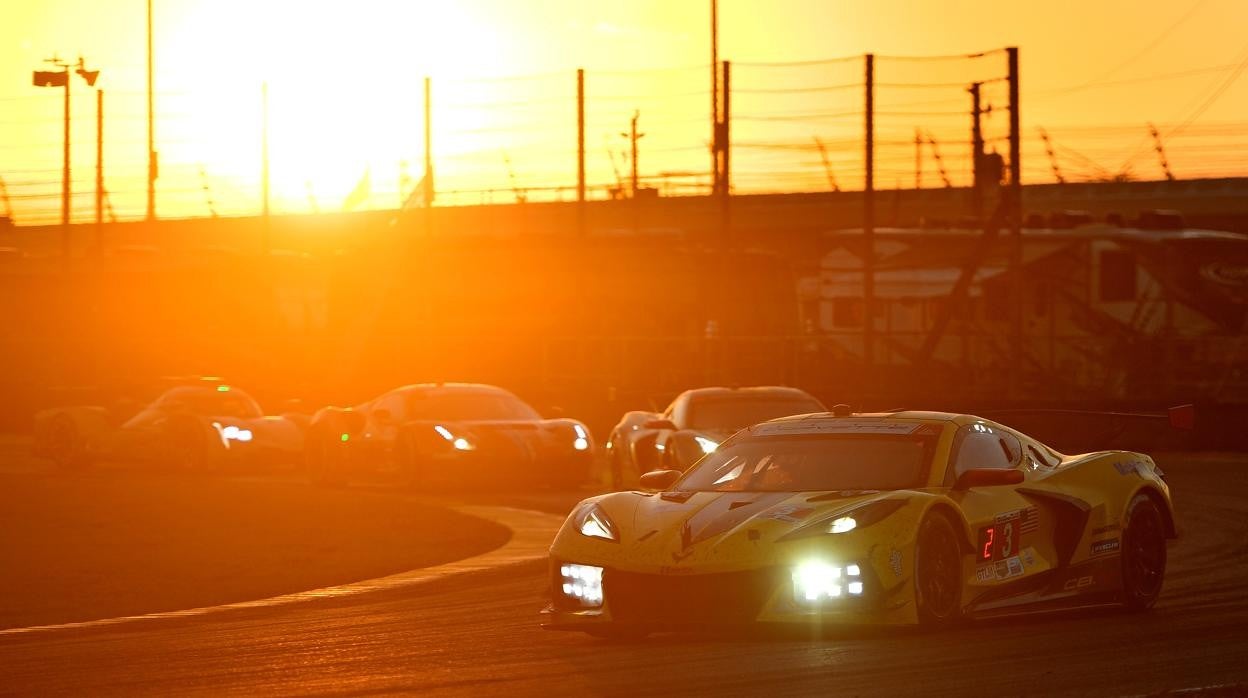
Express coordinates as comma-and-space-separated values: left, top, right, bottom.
606, 386, 826, 487
32, 380, 305, 470
305, 382, 593, 488
543, 409, 1175, 637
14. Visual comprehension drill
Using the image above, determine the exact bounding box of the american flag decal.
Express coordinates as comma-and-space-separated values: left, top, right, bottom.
1020, 506, 1040, 533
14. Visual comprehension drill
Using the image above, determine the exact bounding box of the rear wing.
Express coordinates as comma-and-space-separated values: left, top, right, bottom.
979, 405, 1196, 454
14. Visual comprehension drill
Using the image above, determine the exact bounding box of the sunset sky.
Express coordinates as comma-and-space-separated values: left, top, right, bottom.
2, 0, 1246, 224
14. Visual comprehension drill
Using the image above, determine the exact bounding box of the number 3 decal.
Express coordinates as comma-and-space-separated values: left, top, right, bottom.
1001, 521, 1015, 557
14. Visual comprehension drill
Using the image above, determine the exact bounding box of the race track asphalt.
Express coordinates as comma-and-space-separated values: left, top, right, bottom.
1, 454, 1245, 697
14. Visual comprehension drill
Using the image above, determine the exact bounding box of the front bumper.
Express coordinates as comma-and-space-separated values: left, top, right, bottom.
540, 559, 917, 631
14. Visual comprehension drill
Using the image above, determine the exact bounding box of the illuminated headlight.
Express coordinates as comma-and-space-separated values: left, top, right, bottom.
434, 425, 475, 451
573, 424, 589, 451
212, 422, 253, 447
693, 436, 719, 454
576, 503, 618, 542
792, 561, 865, 602
829, 516, 857, 534
559, 563, 604, 608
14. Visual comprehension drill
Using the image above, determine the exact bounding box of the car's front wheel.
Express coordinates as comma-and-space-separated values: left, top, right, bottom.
915, 512, 964, 625
166, 419, 220, 473
1121, 493, 1167, 611
306, 430, 347, 487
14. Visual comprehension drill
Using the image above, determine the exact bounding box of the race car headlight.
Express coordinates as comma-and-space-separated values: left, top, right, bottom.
559, 563, 604, 608
212, 422, 253, 448
694, 436, 719, 454
779, 499, 906, 541
573, 424, 589, 451
434, 425, 475, 451
576, 503, 619, 542
828, 516, 856, 533
793, 561, 864, 602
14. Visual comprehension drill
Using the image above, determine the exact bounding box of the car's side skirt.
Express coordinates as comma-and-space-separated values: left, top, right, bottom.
964, 556, 1122, 617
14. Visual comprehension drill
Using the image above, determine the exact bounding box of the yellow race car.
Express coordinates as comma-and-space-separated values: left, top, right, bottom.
541, 408, 1176, 637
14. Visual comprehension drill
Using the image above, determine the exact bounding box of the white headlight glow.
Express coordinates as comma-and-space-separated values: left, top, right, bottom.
829, 516, 857, 534
558, 563, 604, 607
214, 422, 253, 446
577, 503, 618, 542
793, 560, 865, 602
694, 436, 719, 454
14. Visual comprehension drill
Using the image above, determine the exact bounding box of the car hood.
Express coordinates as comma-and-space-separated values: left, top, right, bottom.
564, 489, 912, 573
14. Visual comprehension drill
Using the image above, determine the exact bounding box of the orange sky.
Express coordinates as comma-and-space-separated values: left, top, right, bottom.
2, 0, 1246, 224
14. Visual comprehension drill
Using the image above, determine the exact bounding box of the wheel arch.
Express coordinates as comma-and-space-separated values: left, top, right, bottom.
923, 499, 977, 557
1132, 484, 1178, 539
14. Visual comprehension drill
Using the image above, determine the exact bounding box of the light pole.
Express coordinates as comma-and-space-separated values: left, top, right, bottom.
33, 55, 99, 259
147, 0, 157, 220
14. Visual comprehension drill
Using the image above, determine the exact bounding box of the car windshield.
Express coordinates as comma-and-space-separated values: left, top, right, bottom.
160, 387, 263, 419
674, 432, 936, 492
408, 391, 540, 421
687, 395, 824, 431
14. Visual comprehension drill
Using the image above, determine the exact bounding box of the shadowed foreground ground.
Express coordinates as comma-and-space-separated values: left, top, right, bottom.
0, 466, 510, 629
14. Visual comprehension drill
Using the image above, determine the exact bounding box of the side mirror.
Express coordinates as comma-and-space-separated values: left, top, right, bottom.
642, 418, 678, 431
372, 408, 392, 424
953, 468, 1024, 490
639, 469, 682, 490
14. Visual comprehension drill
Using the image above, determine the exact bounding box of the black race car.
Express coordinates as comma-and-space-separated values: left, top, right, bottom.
305, 382, 593, 488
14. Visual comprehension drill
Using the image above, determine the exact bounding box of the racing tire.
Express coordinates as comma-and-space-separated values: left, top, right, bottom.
166, 419, 221, 473
306, 431, 347, 487
915, 512, 964, 625
46, 414, 90, 469
1121, 493, 1167, 611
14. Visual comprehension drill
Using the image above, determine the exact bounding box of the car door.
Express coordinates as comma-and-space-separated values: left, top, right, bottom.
944, 423, 1052, 592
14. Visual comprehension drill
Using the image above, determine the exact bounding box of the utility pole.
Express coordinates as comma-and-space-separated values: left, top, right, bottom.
915, 128, 922, 190
577, 68, 586, 237
710, 0, 720, 196
146, 0, 157, 220
32, 56, 98, 260
96, 88, 104, 253
720, 60, 731, 251
970, 82, 984, 220
423, 76, 434, 232
261, 82, 270, 218
627, 110, 643, 196
1007, 46, 1023, 399
863, 53, 876, 369
61, 66, 70, 245
260, 82, 270, 254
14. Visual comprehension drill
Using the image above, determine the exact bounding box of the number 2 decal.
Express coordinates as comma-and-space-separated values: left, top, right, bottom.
982, 528, 995, 560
